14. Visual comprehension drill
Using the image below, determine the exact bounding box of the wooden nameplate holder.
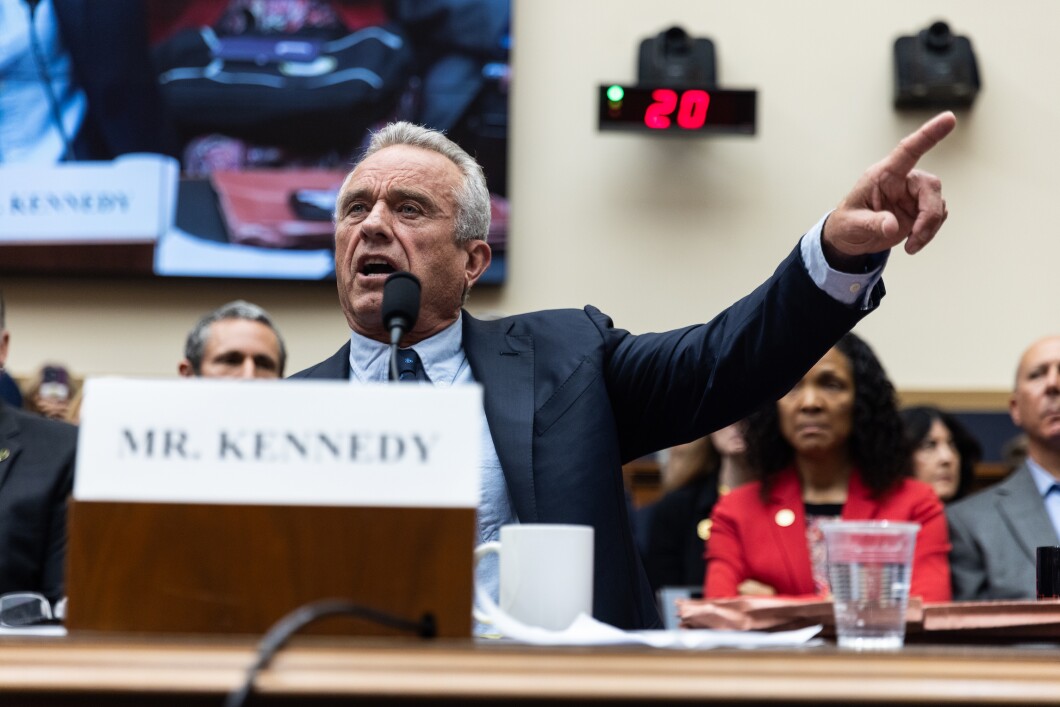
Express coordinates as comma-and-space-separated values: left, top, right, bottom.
65, 501, 475, 638
67, 379, 485, 639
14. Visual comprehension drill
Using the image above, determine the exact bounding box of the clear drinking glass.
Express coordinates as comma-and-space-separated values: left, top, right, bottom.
821, 521, 919, 650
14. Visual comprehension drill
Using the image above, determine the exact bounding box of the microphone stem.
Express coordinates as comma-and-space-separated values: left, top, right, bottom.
388, 325, 403, 382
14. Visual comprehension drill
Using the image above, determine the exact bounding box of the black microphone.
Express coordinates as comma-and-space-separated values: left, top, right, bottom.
381, 272, 421, 381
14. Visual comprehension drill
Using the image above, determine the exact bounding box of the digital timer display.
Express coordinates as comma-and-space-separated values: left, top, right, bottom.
598, 85, 757, 135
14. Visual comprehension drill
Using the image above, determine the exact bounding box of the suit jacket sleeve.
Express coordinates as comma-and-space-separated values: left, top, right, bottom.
595, 244, 878, 462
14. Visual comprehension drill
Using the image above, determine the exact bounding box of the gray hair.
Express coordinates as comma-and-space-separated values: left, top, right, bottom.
346, 121, 491, 244
183, 300, 287, 376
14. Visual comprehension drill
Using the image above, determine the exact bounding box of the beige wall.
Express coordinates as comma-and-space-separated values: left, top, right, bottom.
3, 1, 1056, 391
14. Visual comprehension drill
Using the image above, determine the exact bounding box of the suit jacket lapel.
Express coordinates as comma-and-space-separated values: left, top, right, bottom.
462, 311, 537, 523
0, 403, 21, 494
996, 465, 1059, 562
767, 469, 815, 593
843, 471, 881, 519
296, 343, 351, 380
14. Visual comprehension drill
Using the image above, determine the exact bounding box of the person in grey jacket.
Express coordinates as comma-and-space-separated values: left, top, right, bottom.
948, 335, 1060, 600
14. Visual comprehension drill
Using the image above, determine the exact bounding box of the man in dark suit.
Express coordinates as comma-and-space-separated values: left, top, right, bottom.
0, 293, 76, 603
948, 335, 1060, 599
292, 114, 956, 630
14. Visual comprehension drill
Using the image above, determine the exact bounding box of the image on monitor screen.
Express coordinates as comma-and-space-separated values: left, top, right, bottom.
0, 0, 511, 285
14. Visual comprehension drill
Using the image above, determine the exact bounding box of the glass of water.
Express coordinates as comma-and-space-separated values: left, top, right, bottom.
821, 520, 920, 650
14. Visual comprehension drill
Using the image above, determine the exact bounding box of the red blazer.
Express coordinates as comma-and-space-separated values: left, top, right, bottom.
704, 467, 951, 602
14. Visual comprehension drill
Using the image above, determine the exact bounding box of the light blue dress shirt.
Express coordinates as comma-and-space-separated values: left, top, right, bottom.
1024, 458, 1060, 542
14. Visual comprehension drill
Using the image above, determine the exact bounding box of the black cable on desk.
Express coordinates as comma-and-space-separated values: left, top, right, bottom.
224, 599, 436, 707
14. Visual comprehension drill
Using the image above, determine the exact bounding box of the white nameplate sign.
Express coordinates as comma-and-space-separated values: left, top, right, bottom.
0, 154, 178, 244
74, 378, 481, 508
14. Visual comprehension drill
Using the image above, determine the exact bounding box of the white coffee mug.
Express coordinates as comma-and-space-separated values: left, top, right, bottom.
473, 524, 593, 631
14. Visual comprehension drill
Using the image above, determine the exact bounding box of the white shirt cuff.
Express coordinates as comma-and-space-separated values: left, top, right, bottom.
800, 212, 887, 310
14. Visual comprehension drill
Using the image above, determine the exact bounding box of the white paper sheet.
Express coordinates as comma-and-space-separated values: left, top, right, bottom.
479, 608, 822, 649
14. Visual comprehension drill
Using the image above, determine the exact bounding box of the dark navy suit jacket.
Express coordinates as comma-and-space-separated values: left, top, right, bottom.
292, 244, 878, 629
0, 401, 76, 602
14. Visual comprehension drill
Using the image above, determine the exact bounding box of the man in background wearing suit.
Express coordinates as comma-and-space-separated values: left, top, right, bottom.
0, 292, 76, 602
178, 300, 286, 380
293, 114, 955, 630
949, 335, 1060, 599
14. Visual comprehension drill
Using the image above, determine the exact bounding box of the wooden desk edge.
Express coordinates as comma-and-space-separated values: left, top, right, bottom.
2, 637, 1060, 704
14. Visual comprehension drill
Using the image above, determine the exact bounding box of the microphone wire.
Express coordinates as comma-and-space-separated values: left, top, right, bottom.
23, 0, 76, 161
224, 598, 436, 707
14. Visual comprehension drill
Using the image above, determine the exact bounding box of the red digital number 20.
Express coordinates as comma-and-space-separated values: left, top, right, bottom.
644, 89, 711, 130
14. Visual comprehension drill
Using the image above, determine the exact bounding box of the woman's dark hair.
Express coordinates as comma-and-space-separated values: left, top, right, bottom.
746, 332, 909, 499
901, 406, 983, 502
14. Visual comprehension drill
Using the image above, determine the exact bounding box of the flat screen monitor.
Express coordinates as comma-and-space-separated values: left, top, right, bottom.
0, 0, 511, 285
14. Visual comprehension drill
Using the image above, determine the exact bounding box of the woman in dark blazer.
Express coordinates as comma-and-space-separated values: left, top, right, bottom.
704, 333, 951, 602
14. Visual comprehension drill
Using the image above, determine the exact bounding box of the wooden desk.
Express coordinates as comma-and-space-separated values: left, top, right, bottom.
2, 634, 1060, 705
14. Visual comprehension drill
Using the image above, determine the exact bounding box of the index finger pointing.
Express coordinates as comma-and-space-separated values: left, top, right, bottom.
881, 111, 957, 176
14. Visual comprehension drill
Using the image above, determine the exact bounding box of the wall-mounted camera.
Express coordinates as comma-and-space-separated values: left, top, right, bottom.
894, 21, 981, 110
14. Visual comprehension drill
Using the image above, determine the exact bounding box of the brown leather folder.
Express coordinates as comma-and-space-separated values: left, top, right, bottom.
678, 596, 1060, 643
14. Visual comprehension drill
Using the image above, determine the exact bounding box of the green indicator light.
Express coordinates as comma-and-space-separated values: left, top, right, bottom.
606, 85, 625, 102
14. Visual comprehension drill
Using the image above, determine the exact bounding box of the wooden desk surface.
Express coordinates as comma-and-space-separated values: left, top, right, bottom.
2, 634, 1060, 705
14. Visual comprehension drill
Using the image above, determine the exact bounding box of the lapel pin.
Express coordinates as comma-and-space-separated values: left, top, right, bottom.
774, 508, 795, 527
697, 518, 713, 540
0, 448, 9, 462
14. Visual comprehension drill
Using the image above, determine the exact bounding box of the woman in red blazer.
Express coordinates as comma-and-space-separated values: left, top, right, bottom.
704, 333, 951, 602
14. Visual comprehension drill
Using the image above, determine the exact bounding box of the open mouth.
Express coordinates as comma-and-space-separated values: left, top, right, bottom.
357, 256, 399, 277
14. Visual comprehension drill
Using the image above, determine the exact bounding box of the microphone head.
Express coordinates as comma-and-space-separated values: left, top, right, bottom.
381, 271, 421, 334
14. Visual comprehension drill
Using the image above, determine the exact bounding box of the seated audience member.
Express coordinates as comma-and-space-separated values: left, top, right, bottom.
948, 335, 1060, 600
0, 292, 76, 602
705, 333, 951, 602
64, 386, 83, 425
642, 422, 753, 592
902, 406, 983, 503
179, 300, 286, 379
22, 364, 77, 421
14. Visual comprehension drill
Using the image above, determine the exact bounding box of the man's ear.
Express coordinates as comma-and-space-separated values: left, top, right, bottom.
463, 240, 492, 289
178, 359, 195, 378
0, 330, 8, 370
1009, 393, 1022, 428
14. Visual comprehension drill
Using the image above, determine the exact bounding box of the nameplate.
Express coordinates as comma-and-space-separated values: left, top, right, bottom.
0, 154, 178, 244
74, 378, 482, 508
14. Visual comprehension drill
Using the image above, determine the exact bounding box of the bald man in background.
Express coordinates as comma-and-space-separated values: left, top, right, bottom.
949, 335, 1060, 600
